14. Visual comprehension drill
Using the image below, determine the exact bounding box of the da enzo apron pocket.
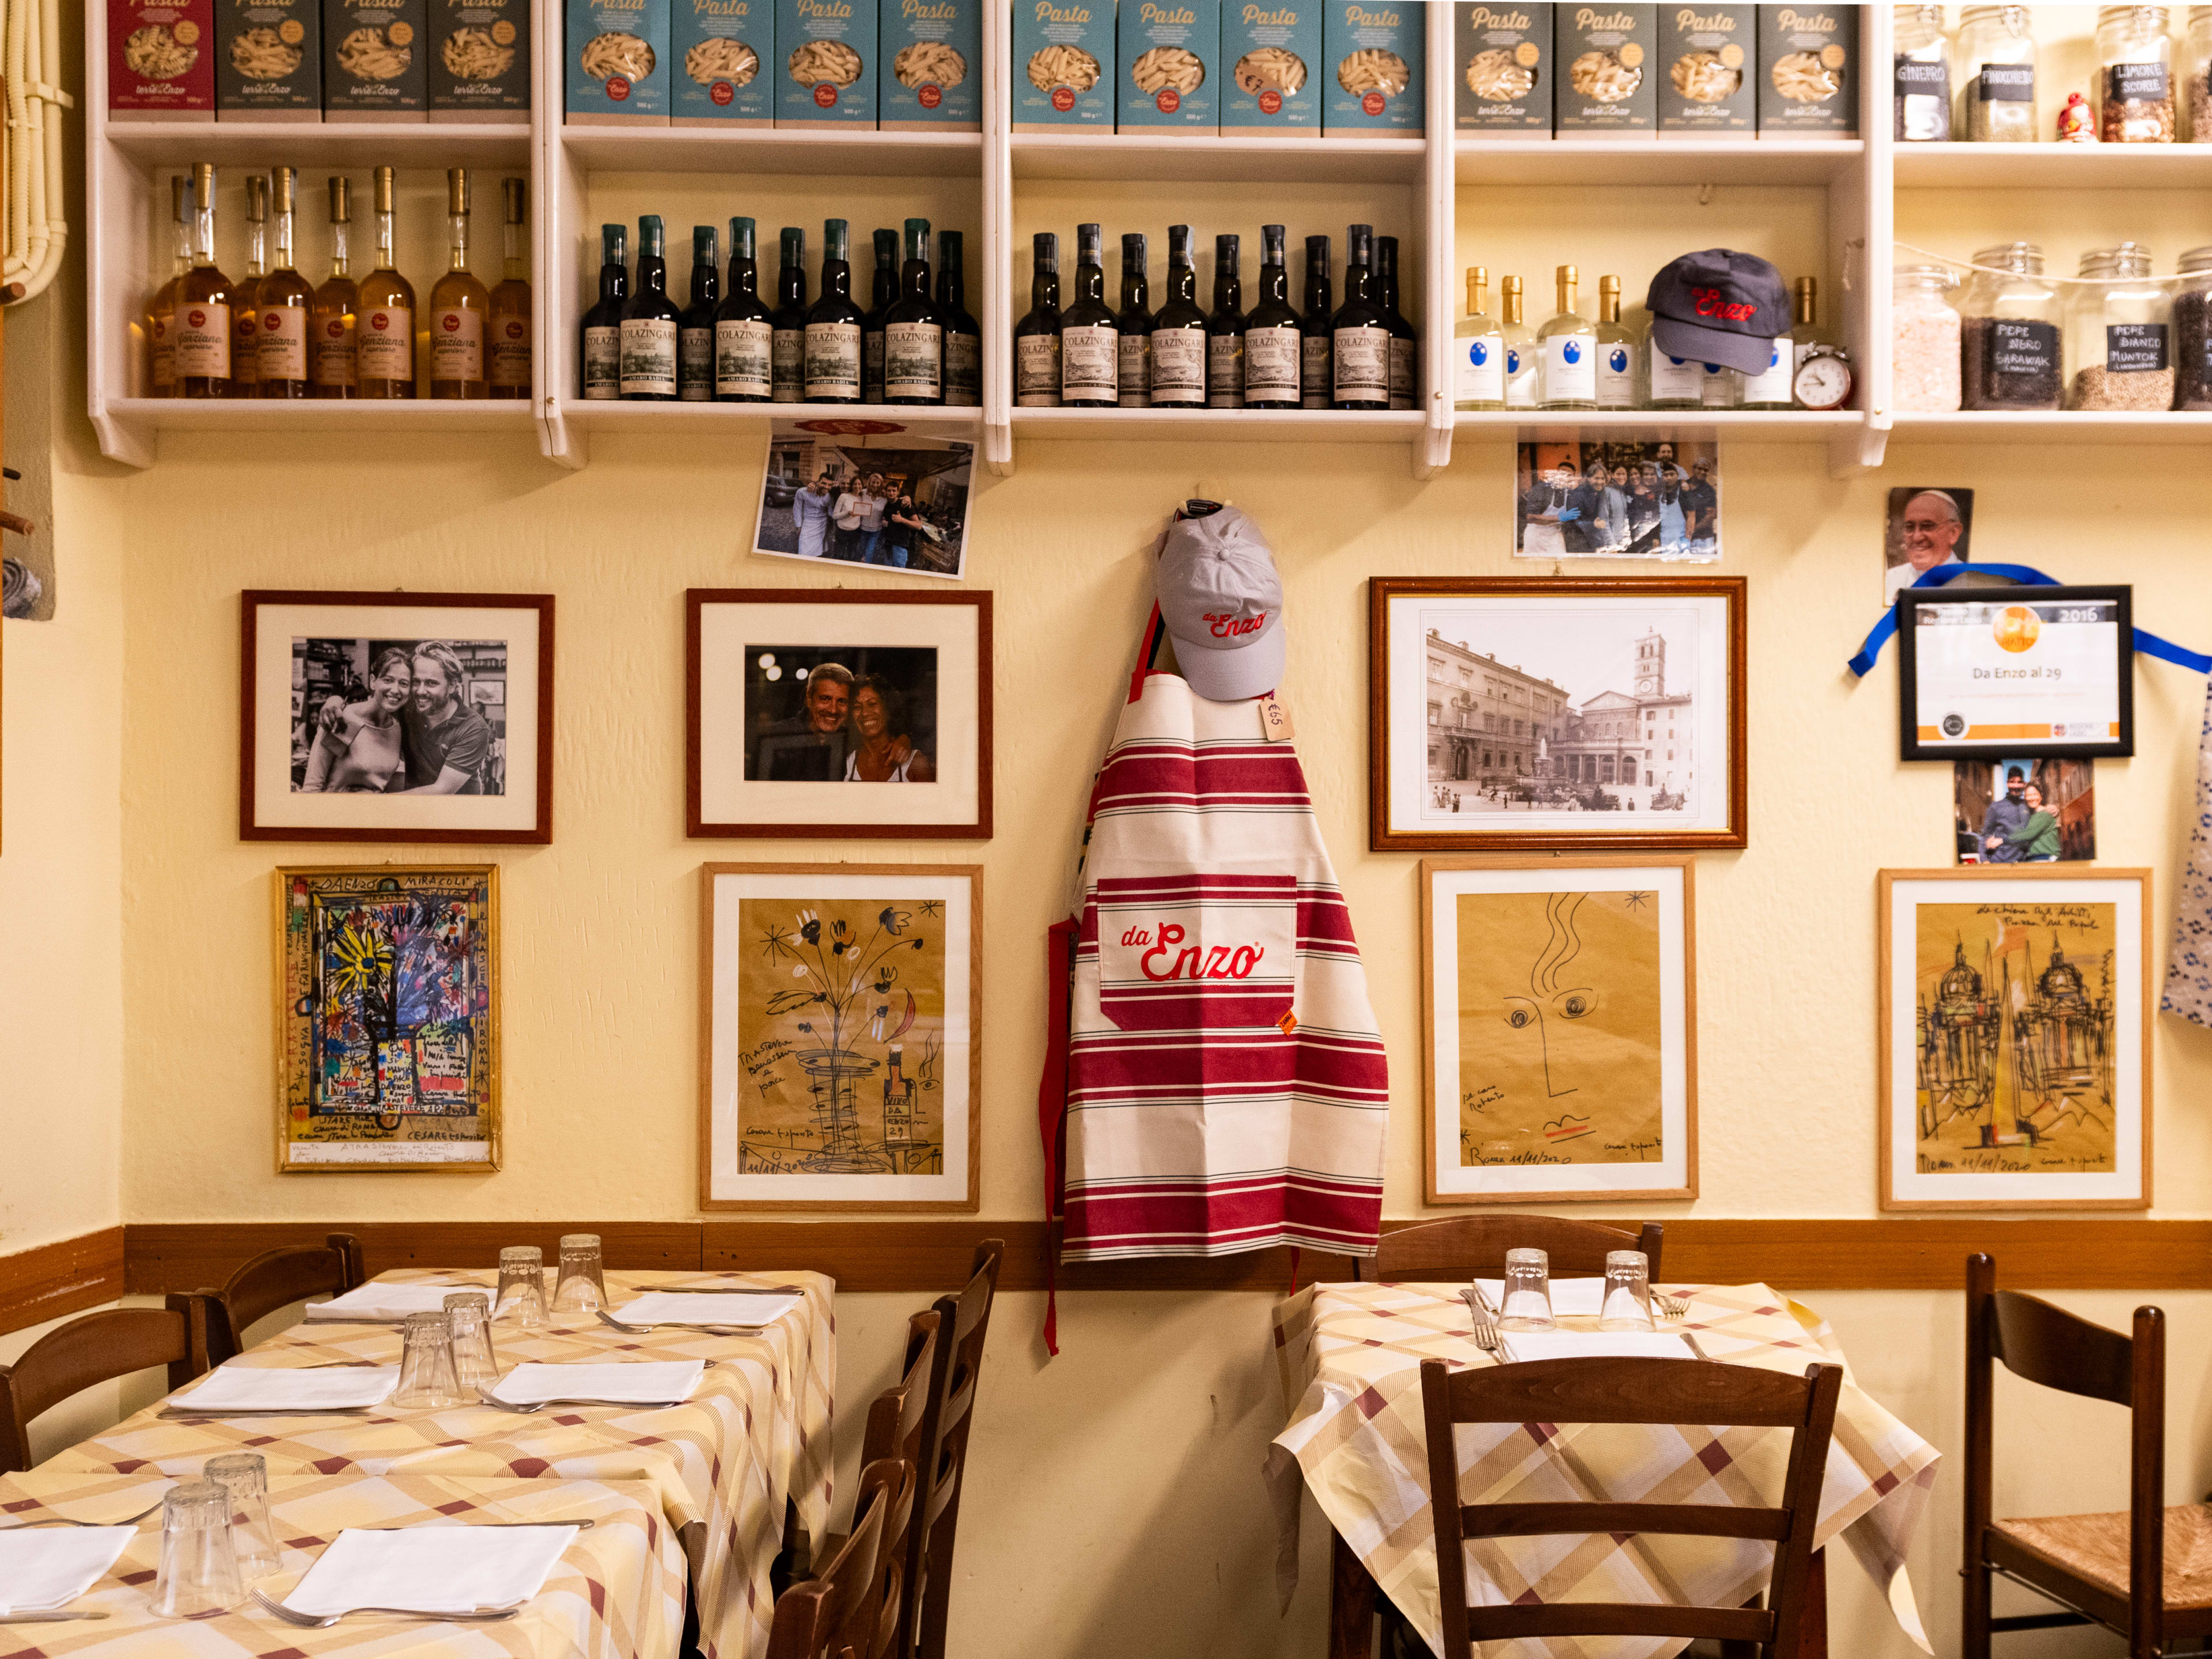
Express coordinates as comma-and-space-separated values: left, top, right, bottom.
1093, 873, 1297, 1032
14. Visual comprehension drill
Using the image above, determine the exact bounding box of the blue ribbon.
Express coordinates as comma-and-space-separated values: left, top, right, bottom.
1847, 562, 2212, 679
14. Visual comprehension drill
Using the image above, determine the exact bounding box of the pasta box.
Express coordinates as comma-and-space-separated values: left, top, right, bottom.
777, 0, 876, 124
1321, 1, 1422, 133
1657, 2, 1752, 136
1118, 0, 1219, 131
880, 0, 979, 131
1454, 2, 1551, 132
670, 0, 772, 125
109, 0, 215, 118
428, 0, 529, 122
215, 0, 320, 118
322, 0, 428, 118
1755, 3, 1854, 137
1552, 3, 1655, 137
1221, 2, 1321, 136
1012, 0, 1112, 131
566, 0, 669, 121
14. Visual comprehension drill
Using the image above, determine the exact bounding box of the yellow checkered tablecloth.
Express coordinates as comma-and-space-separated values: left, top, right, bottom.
37, 1270, 835, 1659
0, 1469, 683, 1659
1266, 1282, 1941, 1659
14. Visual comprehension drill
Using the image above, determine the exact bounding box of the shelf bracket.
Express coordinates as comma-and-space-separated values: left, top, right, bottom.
1414, 418, 1451, 480
984, 416, 1014, 476
89, 407, 154, 469
1826, 414, 1887, 480
537, 403, 588, 472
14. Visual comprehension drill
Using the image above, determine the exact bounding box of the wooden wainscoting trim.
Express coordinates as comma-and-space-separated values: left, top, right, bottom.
0, 1227, 128, 1338
122, 1222, 704, 1296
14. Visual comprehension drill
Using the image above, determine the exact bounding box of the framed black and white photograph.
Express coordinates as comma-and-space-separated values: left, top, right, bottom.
1370, 577, 1747, 853
1514, 439, 1721, 562
688, 589, 992, 840
1896, 584, 2134, 762
752, 417, 975, 581
240, 591, 555, 844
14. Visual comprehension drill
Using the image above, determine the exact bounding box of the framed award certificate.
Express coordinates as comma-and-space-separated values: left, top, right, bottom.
1896, 584, 2133, 762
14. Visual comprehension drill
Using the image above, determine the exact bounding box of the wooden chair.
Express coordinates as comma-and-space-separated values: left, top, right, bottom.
767, 1456, 910, 1659
1419, 1355, 1841, 1658
1963, 1252, 2209, 1659
908, 1238, 1005, 1659
0, 1295, 215, 1474
1359, 1215, 1665, 1283
206, 1232, 366, 1363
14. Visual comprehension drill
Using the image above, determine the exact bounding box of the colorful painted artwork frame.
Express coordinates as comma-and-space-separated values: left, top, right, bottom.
275, 864, 501, 1173
1422, 857, 1697, 1205
1878, 867, 2151, 1211
700, 863, 981, 1211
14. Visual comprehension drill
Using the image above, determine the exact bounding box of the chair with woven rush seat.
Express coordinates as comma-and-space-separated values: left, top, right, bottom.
1359, 1215, 1664, 1282
768, 1455, 909, 1659
205, 1232, 366, 1363
910, 1238, 1004, 1659
1418, 1354, 1841, 1659
1963, 1252, 2206, 1659
0, 1295, 216, 1474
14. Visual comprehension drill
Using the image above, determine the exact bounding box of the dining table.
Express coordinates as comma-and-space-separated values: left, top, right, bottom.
34, 1268, 836, 1659
1265, 1280, 1942, 1659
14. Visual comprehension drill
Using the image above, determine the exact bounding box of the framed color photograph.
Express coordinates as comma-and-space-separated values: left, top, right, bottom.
753, 417, 975, 581
700, 863, 980, 1211
1423, 858, 1696, 1205
275, 864, 500, 1174
1514, 439, 1722, 562
1371, 577, 1747, 853
1878, 867, 2150, 1211
1896, 584, 2134, 762
688, 589, 992, 839
241, 590, 554, 844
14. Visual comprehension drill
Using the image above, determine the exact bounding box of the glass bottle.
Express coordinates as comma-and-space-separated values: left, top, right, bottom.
1014, 230, 1064, 408
1244, 224, 1301, 410
1957, 6, 2037, 140
1455, 266, 1504, 411
804, 218, 863, 404
769, 226, 808, 404
1059, 221, 1116, 408
862, 226, 898, 403
619, 213, 678, 401
1537, 263, 1596, 410
1739, 297, 1796, 411
1790, 274, 1831, 364
2172, 245, 2212, 407
579, 221, 627, 401
310, 175, 358, 400
1331, 224, 1389, 411
1699, 356, 1743, 409
256, 166, 313, 400
1116, 232, 1153, 409
1594, 275, 1637, 410
1376, 235, 1417, 411
488, 177, 531, 400
1894, 5, 1952, 139
714, 216, 773, 403
175, 162, 235, 399
937, 231, 982, 407
678, 224, 719, 402
1892, 262, 1963, 411
429, 168, 488, 399
1959, 243, 2062, 410
147, 173, 188, 395
2068, 242, 2173, 407
2099, 6, 2176, 141
1299, 234, 1333, 411
1150, 225, 1205, 408
1644, 308, 1701, 410
1206, 233, 1245, 410
356, 165, 415, 399
1501, 275, 1536, 408
233, 174, 266, 397
2187, 6, 2212, 139
883, 217, 944, 406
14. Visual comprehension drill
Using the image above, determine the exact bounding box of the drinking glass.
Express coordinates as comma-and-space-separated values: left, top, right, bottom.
392, 1311, 463, 1409
445, 1291, 499, 1391
1498, 1248, 1555, 1332
203, 1452, 278, 1579
1599, 1250, 1656, 1332
154, 1480, 244, 1615
551, 1234, 606, 1314
495, 1245, 548, 1328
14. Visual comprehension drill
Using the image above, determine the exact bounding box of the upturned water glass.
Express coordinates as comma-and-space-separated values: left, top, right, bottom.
202, 1452, 278, 1578
155, 1480, 244, 1615
1599, 1251, 1657, 1332
495, 1245, 548, 1328
551, 1234, 607, 1314
445, 1291, 499, 1390
392, 1311, 463, 1409
1498, 1248, 1556, 1332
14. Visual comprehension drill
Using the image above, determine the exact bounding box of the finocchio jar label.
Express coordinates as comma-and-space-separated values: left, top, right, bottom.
2107, 321, 2168, 373
1978, 62, 2032, 99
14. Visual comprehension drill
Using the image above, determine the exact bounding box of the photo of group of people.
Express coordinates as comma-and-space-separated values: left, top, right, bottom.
753, 421, 974, 581
742, 645, 940, 785
1513, 441, 1722, 562
1953, 756, 2096, 865
290, 636, 508, 797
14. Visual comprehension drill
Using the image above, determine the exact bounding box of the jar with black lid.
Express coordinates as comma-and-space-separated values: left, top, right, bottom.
1959, 243, 2062, 409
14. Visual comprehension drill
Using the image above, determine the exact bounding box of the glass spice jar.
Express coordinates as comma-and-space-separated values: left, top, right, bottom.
2185, 6, 2212, 137
2099, 6, 2176, 142
1959, 243, 2063, 409
1893, 263, 1963, 411
2170, 246, 2212, 406
1957, 7, 2038, 141
2067, 243, 2174, 408
1895, 6, 1953, 139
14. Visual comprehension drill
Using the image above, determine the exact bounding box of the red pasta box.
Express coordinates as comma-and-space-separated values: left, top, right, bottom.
111, 0, 216, 118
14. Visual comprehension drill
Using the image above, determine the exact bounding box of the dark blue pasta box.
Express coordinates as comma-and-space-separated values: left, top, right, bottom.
670, 0, 772, 124
777, 0, 875, 123
1013, 0, 1113, 130
566, 0, 670, 122
1322, 0, 1422, 132
1220, 1, 1321, 134
1119, 0, 1219, 130
880, 0, 978, 128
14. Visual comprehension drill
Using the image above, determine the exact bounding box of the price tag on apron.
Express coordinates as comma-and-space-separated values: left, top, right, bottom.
1258, 695, 1294, 741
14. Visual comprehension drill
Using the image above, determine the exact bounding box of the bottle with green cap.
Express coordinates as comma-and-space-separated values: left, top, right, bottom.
862, 228, 898, 403
804, 218, 862, 403
937, 231, 981, 407
715, 217, 772, 403
620, 214, 679, 400
580, 222, 628, 400
882, 218, 943, 406
1060, 222, 1115, 408
1014, 232, 1063, 408
770, 226, 808, 403
678, 225, 720, 402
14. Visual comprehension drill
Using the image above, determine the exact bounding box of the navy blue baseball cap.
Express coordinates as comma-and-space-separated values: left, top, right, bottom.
1646, 249, 1789, 374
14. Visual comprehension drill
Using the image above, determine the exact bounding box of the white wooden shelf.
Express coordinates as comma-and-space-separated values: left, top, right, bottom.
1012, 407, 1426, 444
1888, 411, 2212, 444
1893, 140, 2212, 190
1455, 137, 1864, 187
1010, 132, 1425, 185
560, 124, 982, 179
108, 397, 534, 430
562, 402, 983, 430
103, 120, 530, 168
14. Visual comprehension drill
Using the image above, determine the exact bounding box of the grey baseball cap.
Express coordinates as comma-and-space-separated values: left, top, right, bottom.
1646, 248, 1789, 374
1157, 506, 1285, 703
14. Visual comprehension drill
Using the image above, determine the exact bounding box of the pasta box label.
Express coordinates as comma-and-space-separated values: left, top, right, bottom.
1658, 3, 1752, 135
111, 0, 216, 117
670, 0, 772, 124
1322, 2, 1423, 132
1554, 3, 1656, 135
567, 0, 670, 120
323, 0, 429, 117
1755, 3, 1854, 137
428, 0, 529, 121
777, 0, 877, 124
215, 0, 320, 118
1455, 2, 1551, 131
1221, 2, 1321, 135
1013, 0, 1112, 130
1118, 0, 1220, 130
880, 0, 979, 130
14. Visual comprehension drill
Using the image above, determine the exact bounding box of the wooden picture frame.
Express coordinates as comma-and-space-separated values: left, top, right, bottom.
1895, 584, 2135, 762
687, 588, 993, 840
1878, 866, 2152, 1212
1421, 855, 1697, 1206
240, 590, 555, 845
699, 862, 982, 1212
1370, 577, 1748, 853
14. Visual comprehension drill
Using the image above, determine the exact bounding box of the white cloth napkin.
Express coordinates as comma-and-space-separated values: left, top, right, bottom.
305, 1283, 491, 1322
279, 1525, 577, 1617
612, 1291, 800, 1328
1497, 1330, 1701, 1364
485, 1361, 705, 1406
0, 1528, 131, 1613
171, 1366, 400, 1412
1474, 1278, 1605, 1318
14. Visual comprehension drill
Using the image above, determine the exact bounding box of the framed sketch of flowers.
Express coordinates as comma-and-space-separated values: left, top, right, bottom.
699, 862, 980, 1211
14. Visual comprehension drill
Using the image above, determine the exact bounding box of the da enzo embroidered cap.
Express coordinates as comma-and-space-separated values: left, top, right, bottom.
1157, 506, 1286, 704
1645, 248, 1789, 374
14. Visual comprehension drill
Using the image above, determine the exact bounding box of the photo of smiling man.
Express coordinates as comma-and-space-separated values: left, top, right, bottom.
300, 637, 506, 796
1884, 486, 1978, 603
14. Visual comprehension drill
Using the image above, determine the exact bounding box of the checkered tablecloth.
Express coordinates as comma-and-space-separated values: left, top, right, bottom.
37, 1270, 835, 1659
0, 1469, 683, 1659
1266, 1282, 1941, 1659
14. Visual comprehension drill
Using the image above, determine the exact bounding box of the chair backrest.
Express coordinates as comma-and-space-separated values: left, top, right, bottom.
0, 1296, 214, 1474
910, 1237, 1005, 1659
1366, 1216, 1664, 1283
862, 1310, 938, 1659
768, 1457, 896, 1659
210, 1232, 366, 1362
1421, 1355, 1841, 1658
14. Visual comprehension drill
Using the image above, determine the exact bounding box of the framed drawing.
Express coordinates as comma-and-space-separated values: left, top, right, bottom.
1371, 577, 1747, 853
275, 864, 500, 1173
240, 590, 554, 844
688, 589, 993, 840
700, 862, 980, 1211
1422, 857, 1697, 1205
1878, 866, 2150, 1211
1895, 584, 2134, 762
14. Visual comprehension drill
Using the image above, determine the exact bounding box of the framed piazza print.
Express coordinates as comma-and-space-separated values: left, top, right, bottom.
1422, 857, 1696, 1205
1371, 577, 1747, 853
1879, 866, 2150, 1211
700, 863, 980, 1211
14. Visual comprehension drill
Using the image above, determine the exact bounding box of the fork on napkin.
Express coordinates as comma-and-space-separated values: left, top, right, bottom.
265, 1524, 575, 1620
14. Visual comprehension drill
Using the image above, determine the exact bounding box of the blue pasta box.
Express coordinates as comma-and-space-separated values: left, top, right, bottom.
1220, 1, 1320, 135
777, 0, 874, 124
670, 0, 772, 124
1321, 0, 1422, 132
1012, 0, 1112, 131
566, 0, 670, 122
880, 0, 978, 128
1118, 0, 1219, 130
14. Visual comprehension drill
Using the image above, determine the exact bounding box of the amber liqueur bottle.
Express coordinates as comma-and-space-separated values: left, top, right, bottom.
429, 168, 489, 399
146, 173, 188, 395
256, 166, 315, 399
310, 175, 359, 399
488, 177, 532, 400
232, 174, 267, 396
174, 162, 236, 398
357, 165, 416, 397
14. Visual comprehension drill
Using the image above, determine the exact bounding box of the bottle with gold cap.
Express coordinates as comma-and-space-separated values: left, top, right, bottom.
1501, 275, 1536, 409
489, 177, 532, 400
174, 162, 236, 399
1536, 263, 1596, 410
429, 168, 488, 399
146, 174, 190, 395
357, 164, 416, 399
257, 167, 314, 399
1594, 274, 1638, 410
1453, 266, 1503, 411
311, 176, 359, 399
233, 176, 267, 396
